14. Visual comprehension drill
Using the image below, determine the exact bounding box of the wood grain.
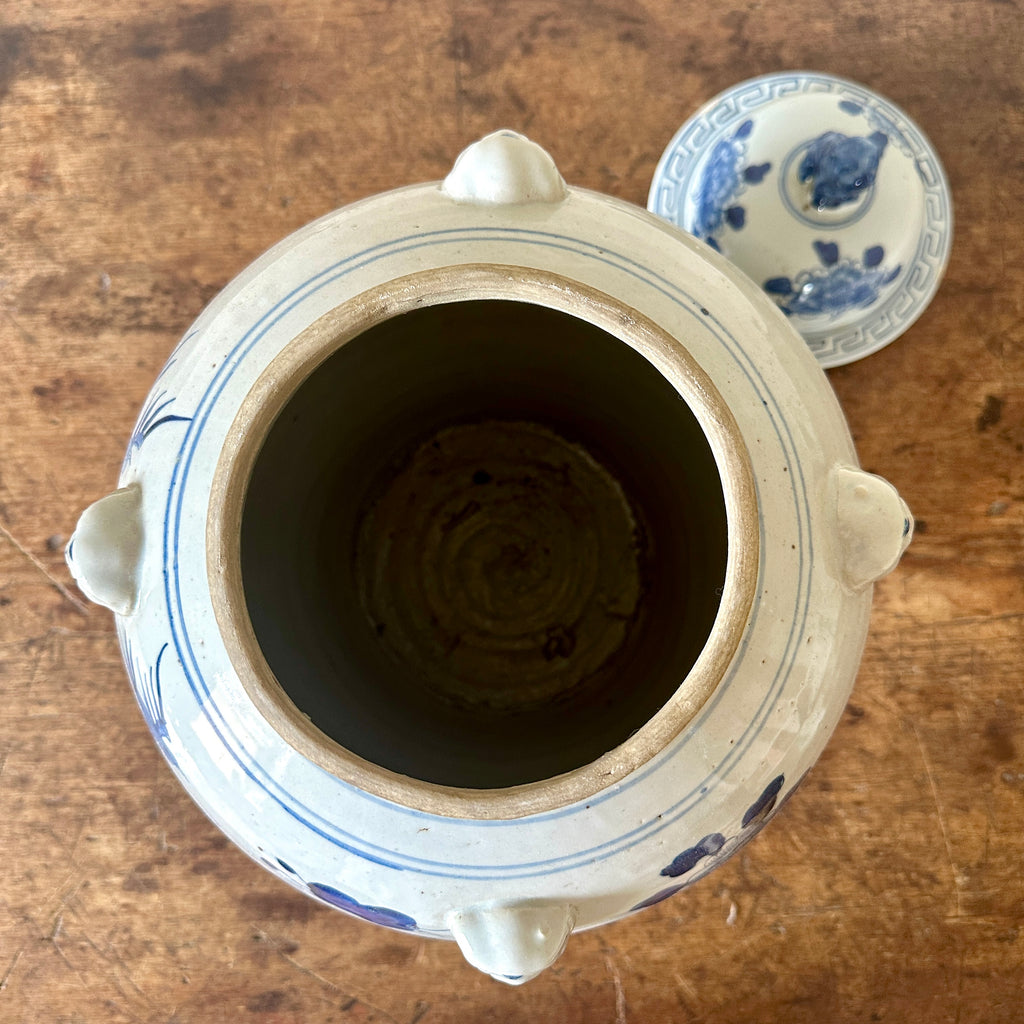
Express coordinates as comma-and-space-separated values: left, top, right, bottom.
2, 1, 1022, 1020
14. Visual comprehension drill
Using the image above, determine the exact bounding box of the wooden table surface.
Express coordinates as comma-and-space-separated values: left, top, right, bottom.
2, 1, 1022, 1020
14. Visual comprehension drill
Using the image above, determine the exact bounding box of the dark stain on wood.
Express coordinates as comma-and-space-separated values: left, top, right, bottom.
190, 859, 223, 875
246, 989, 287, 1012
130, 5, 235, 60
16, 266, 216, 335
122, 870, 161, 893
977, 394, 1005, 431
984, 716, 1017, 764
177, 55, 273, 111
31, 376, 89, 409
239, 890, 315, 923
362, 942, 419, 968
178, 5, 235, 54
0, 26, 29, 102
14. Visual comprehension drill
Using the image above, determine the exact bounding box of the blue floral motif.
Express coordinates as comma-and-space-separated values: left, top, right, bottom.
692, 119, 771, 247
631, 775, 787, 913
122, 637, 181, 772
799, 130, 888, 210
124, 638, 170, 743
741, 773, 785, 827
307, 882, 419, 931
154, 330, 198, 384
764, 242, 901, 318
630, 883, 687, 911
660, 833, 726, 878
262, 860, 419, 931
813, 240, 840, 266
743, 162, 771, 184
127, 389, 192, 461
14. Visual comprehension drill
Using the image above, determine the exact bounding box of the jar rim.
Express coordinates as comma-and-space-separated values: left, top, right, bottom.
207, 263, 759, 820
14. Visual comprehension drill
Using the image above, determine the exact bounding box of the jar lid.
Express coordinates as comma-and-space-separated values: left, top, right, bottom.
648, 72, 953, 367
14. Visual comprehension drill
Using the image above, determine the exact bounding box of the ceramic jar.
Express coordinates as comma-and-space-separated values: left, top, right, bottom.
67, 132, 911, 984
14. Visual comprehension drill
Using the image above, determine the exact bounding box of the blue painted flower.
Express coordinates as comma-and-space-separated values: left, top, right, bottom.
660, 832, 726, 878
639, 774, 790, 912
692, 119, 771, 245
765, 242, 901, 317
256, 860, 424, 934
799, 130, 888, 210
742, 774, 785, 828
307, 882, 418, 931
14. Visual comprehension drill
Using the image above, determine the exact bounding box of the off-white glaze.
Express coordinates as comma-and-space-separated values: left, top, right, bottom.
67, 131, 911, 983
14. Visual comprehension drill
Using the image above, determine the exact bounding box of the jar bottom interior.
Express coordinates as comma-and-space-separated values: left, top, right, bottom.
240, 299, 728, 789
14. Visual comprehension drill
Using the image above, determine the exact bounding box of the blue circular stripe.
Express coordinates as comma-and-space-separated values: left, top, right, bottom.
160, 225, 813, 879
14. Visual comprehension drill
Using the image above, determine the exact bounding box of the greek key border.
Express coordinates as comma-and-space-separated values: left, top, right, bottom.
649, 72, 953, 367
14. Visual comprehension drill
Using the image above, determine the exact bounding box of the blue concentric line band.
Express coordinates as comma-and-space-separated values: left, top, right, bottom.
160, 224, 813, 880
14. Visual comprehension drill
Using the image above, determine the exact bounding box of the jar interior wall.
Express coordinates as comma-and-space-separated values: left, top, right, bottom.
241, 299, 728, 788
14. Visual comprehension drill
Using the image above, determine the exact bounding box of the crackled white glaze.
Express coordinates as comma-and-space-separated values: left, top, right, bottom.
68, 131, 911, 984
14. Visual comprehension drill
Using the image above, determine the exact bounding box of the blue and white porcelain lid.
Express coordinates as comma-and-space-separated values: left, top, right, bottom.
648, 71, 953, 367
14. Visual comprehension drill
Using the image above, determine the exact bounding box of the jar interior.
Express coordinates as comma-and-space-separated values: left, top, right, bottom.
240, 299, 728, 789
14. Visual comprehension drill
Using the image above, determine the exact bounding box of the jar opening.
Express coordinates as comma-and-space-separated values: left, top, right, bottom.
209, 267, 758, 818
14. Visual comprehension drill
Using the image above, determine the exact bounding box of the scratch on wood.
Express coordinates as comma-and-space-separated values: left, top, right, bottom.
278, 950, 339, 992
0, 307, 37, 344
912, 722, 963, 917
0, 950, 23, 991
272, 942, 401, 1024
0, 522, 88, 613
866, 692, 903, 720
77, 924, 151, 1009
0, 627, 112, 649
944, 913, 1020, 926
112, 951, 150, 1004
27, 630, 57, 691
672, 971, 700, 1016
49, 879, 85, 927
953, 941, 966, 1024
46, 915, 83, 980
104, 998, 144, 1024
603, 951, 628, 1024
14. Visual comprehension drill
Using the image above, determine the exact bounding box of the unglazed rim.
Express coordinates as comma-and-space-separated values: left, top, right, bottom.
208, 264, 759, 820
